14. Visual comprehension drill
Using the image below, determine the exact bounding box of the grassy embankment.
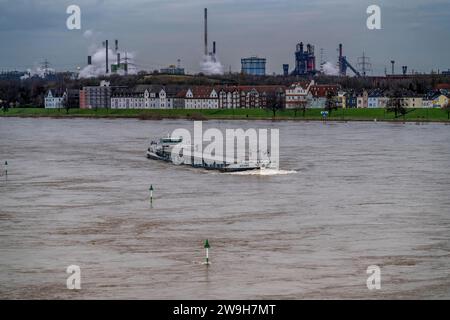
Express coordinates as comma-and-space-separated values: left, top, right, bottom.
1, 107, 450, 122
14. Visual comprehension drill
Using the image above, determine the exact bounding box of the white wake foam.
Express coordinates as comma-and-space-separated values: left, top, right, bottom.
227, 168, 298, 176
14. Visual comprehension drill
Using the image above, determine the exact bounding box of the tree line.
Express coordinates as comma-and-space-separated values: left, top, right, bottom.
0, 72, 449, 108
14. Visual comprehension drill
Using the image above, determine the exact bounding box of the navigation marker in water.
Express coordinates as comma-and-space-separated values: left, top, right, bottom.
204, 239, 211, 265
149, 185, 154, 205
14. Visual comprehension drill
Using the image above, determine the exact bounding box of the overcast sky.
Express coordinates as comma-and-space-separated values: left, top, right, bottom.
0, 0, 449, 75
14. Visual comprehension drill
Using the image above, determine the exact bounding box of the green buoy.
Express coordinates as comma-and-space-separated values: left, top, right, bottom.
204, 239, 211, 265
149, 185, 154, 205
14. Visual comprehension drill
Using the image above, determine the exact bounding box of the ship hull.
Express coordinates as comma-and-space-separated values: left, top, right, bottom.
146, 151, 260, 172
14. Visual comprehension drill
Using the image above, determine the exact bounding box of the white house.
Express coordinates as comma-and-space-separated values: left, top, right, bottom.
44, 90, 66, 109
218, 87, 240, 109
111, 86, 174, 109
285, 80, 314, 109
184, 87, 219, 109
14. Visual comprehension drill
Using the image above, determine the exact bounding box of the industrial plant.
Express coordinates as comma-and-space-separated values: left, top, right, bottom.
291, 42, 316, 76
241, 56, 267, 76
1, 5, 449, 114
1, 6, 446, 81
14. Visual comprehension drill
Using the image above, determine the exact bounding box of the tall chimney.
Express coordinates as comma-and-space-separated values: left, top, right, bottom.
283, 64, 289, 76
391, 60, 395, 75
402, 66, 407, 75
115, 39, 119, 52
106, 40, 109, 74
117, 53, 121, 67
204, 8, 208, 56
213, 41, 216, 55
338, 44, 344, 76
88, 56, 92, 65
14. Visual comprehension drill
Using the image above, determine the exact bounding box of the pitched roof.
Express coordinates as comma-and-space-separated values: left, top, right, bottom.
176, 89, 188, 98
188, 86, 215, 98
435, 83, 450, 90
309, 84, 339, 97
133, 85, 163, 93
288, 81, 311, 89
238, 85, 286, 94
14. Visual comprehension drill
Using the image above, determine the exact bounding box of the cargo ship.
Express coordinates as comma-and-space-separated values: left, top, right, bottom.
147, 136, 270, 173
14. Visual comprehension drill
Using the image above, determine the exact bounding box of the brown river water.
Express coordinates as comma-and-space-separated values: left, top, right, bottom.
0, 117, 449, 299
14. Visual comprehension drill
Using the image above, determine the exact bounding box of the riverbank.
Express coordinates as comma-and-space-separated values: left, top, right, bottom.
1, 107, 449, 122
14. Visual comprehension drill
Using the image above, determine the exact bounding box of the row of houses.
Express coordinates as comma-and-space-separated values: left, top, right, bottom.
45, 80, 450, 109
111, 85, 292, 110
352, 89, 448, 109
45, 81, 288, 110
286, 81, 449, 109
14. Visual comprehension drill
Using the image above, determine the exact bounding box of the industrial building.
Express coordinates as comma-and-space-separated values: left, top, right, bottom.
0, 71, 28, 81
283, 64, 289, 76
241, 56, 266, 76
338, 44, 360, 77
160, 64, 185, 75
291, 42, 316, 76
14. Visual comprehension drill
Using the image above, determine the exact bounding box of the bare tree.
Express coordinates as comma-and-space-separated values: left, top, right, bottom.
324, 91, 338, 115
63, 92, 70, 114
443, 101, 450, 120
291, 99, 308, 117
266, 88, 285, 118
386, 90, 406, 118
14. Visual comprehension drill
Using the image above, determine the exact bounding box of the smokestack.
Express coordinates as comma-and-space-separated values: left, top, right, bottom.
115, 40, 118, 52
88, 56, 92, 65
338, 44, 344, 76
106, 40, 109, 74
213, 41, 216, 55
391, 60, 395, 75
204, 8, 208, 56
117, 53, 121, 67
402, 66, 407, 75
283, 64, 289, 76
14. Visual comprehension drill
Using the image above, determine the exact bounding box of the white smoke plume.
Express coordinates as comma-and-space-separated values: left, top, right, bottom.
20, 65, 56, 80
79, 29, 138, 79
322, 62, 339, 76
200, 55, 224, 75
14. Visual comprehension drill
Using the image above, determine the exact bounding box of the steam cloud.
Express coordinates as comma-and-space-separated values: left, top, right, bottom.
322, 62, 339, 76
200, 55, 224, 75
20, 65, 56, 80
79, 29, 138, 79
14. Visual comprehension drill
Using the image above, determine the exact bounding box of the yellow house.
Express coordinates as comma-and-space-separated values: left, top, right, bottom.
336, 91, 347, 109
403, 97, 424, 108
432, 94, 449, 108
